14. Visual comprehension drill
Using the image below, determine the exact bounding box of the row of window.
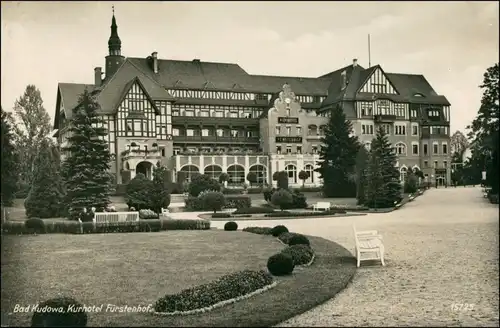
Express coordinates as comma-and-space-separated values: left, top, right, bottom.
171, 105, 263, 118
364, 142, 448, 156
361, 124, 416, 136
172, 127, 259, 138
173, 147, 260, 155
358, 101, 408, 117
276, 145, 319, 155
169, 90, 264, 101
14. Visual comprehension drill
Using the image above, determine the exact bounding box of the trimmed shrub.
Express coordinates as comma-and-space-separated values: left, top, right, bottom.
154, 269, 273, 313
212, 213, 231, 218
222, 188, 243, 195
288, 234, 310, 246
224, 195, 251, 209
185, 196, 204, 211
233, 206, 275, 215
199, 191, 226, 213
277, 232, 295, 244
242, 226, 273, 235
404, 173, 419, 194
271, 189, 293, 211
31, 296, 88, 327
188, 174, 221, 197
246, 172, 258, 186
290, 189, 308, 209
218, 173, 229, 184
298, 170, 309, 187
139, 209, 159, 219
267, 253, 295, 276
263, 186, 274, 202
281, 244, 314, 265
271, 225, 289, 237
224, 221, 238, 231
25, 218, 45, 234
276, 171, 288, 190
272, 171, 279, 181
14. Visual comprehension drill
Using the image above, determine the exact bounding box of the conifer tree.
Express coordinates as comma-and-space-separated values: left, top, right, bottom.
25, 138, 65, 218
354, 146, 369, 205
316, 105, 360, 197
364, 126, 402, 208
149, 162, 171, 213
61, 89, 112, 219
1, 107, 19, 206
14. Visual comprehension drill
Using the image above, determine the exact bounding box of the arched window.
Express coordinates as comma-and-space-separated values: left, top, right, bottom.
304, 164, 314, 184
180, 165, 199, 182
227, 165, 245, 185
204, 165, 222, 180
285, 164, 297, 184
395, 142, 406, 155
249, 165, 267, 185
400, 166, 408, 183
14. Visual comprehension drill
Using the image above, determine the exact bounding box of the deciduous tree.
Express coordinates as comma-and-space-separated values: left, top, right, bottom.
1, 107, 19, 206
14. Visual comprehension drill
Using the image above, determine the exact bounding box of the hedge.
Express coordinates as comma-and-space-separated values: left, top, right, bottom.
185, 195, 251, 211
1, 219, 210, 235
265, 209, 346, 218
280, 244, 314, 266
233, 206, 275, 215
212, 213, 232, 219
241, 227, 273, 235
154, 270, 274, 314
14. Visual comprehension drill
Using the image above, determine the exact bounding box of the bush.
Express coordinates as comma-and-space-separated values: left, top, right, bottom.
247, 187, 262, 194
218, 173, 229, 184
31, 296, 88, 327
267, 253, 295, 276
246, 172, 258, 186
404, 174, 419, 194
233, 206, 275, 215
242, 226, 273, 235
224, 195, 251, 209
188, 174, 221, 197
154, 269, 273, 313
199, 191, 226, 213
126, 173, 153, 210
224, 221, 238, 231
281, 244, 314, 265
290, 189, 308, 209
212, 213, 231, 218
271, 189, 293, 210
288, 234, 310, 246
276, 171, 288, 190
25, 218, 45, 234
272, 172, 279, 181
263, 186, 274, 202
222, 188, 243, 195
271, 225, 289, 237
139, 209, 159, 220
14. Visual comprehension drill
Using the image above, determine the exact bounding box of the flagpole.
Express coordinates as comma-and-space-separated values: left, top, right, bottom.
368, 34, 372, 68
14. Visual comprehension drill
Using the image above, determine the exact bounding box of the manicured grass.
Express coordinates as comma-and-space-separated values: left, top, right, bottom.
1, 231, 356, 327
200, 212, 367, 221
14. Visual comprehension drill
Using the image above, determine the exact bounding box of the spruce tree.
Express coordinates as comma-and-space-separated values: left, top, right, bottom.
316, 105, 360, 197
364, 126, 402, 208
1, 107, 19, 207
25, 138, 65, 218
62, 89, 112, 219
354, 146, 369, 205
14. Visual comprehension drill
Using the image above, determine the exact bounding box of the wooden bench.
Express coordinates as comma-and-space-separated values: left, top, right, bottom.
353, 224, 385, 267
312, 202, 331, 212
93, 212, 139, 224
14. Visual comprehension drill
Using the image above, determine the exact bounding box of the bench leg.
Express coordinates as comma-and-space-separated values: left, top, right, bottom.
356, 250, 361, 267
380, 249, 385, 266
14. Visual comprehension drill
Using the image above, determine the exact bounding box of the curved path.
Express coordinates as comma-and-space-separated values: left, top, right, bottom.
170, 187, 499, 327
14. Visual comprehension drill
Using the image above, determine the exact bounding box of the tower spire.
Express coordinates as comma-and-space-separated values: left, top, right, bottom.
108, 5, 121, 56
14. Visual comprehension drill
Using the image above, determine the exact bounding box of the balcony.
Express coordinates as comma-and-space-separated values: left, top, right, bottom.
173, 135, 259, 144
306, 133, 323, 140
120, 149, 162, 161
374, 114, 397, 123
172, 116, 259, 126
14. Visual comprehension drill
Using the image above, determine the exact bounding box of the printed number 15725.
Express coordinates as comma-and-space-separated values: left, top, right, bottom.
451, 303, 474, 312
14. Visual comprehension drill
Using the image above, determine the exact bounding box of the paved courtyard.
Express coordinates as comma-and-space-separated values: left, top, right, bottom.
171, 187, 499, 327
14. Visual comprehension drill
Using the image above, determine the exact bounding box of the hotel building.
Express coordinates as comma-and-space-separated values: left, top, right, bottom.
53, 13, 452, 188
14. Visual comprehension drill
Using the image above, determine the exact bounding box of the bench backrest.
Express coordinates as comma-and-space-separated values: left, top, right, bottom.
94, 212, 139, 223
316, 202, 331, 208
353, 224, 381, 247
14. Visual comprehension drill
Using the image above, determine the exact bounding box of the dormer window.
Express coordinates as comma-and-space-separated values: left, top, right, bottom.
414, 93, 424, 97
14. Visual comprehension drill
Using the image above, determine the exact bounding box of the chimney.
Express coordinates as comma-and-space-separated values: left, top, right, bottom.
352, 58, 358, 67
94, 67, 102, 86
152, 52, 158, 73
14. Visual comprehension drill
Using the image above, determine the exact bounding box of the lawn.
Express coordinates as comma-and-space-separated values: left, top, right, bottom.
1, 230, 356, 327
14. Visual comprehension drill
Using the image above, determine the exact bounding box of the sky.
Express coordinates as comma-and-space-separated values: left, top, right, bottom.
1, 1, 498, 133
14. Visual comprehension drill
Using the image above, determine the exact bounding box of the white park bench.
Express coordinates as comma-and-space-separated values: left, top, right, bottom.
312, 202, 331, 212
353, 224, 385, 267
93, 212, 139, 224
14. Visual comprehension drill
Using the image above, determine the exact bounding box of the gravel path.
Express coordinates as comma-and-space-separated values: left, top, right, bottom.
172, 187, 499, 327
